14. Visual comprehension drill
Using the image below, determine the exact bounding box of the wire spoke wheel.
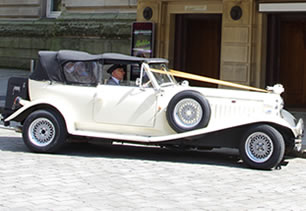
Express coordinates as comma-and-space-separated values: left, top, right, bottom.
173, 98, 203, 129
240, 125, 285, 170
245, 132, 274, 163
23, 110, 67, 152
28, 118, 56, 147
166, 91, 211, 133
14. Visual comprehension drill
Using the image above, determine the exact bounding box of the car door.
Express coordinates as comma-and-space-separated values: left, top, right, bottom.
93, 85, 158, 127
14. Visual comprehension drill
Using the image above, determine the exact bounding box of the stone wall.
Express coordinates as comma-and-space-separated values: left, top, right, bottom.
64, 0, 137, 13
0, 13, 136, 69
0, 0, 41, 19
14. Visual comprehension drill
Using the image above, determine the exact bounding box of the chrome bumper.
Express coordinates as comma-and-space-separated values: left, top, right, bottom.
294, 118, 304, 152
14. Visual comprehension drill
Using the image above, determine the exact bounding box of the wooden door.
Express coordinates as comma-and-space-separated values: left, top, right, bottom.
280, 18, 306, 108
174, 14, 221, 87
267, 14, 306, 108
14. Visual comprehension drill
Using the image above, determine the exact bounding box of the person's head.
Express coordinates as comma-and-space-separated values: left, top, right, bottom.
112, 67, 125, 81
107, 64, 126, 81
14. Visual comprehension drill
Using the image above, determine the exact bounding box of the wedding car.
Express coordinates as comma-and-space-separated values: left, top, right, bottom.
1, 50, 304, 169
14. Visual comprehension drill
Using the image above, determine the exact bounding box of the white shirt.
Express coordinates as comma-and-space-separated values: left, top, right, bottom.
112, 77, 120, 85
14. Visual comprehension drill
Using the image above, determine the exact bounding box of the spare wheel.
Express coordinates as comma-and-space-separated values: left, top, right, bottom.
166, 90, 211, 133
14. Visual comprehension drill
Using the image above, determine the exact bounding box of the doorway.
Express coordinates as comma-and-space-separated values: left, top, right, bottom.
173, 14, 222, 87
266, 13, 306, 108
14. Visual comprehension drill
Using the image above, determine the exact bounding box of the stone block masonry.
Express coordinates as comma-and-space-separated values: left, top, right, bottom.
0, 13, 136, 69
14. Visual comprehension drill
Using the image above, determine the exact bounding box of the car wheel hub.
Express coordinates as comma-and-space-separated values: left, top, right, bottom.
29, 118, 55, 147
174, 98, 203, 129
245, 132, 274, 163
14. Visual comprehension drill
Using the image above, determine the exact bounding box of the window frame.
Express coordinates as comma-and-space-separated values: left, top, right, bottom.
46, 0, 62, 18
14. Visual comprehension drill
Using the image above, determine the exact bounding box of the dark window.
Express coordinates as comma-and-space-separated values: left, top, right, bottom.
52, 0, 61, 11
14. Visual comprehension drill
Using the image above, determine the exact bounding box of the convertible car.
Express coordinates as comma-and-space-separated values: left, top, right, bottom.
1, 50, 304, 169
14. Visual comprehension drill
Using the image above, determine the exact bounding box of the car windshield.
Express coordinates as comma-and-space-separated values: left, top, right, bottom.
149, 63, 176, 87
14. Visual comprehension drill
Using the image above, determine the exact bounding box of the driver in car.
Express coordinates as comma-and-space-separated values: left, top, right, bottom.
106, 64, 126, 85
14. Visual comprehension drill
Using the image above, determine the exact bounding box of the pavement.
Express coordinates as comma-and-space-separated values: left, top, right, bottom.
1, 126, 306, 210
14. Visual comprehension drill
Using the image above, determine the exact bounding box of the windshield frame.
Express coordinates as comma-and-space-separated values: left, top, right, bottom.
141, 62, 176, 90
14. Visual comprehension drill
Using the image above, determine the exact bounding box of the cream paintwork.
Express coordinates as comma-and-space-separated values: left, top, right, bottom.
5, 77, 303, 144
93, 85, 157, 127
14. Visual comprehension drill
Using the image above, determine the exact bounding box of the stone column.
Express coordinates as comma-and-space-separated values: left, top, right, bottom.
220, 0, 254, 86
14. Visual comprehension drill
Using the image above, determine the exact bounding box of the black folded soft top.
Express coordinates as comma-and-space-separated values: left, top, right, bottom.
30, 50, 168, 82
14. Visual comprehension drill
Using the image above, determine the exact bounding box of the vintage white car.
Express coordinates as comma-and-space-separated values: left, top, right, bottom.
1, 50, 304, 170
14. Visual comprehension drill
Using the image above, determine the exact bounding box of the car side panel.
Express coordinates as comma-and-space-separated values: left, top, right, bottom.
93, 85, 157, 127
28, 80, 96, 133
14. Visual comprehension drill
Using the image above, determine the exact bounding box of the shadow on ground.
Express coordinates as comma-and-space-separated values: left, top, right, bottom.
0, 136, 249, 169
